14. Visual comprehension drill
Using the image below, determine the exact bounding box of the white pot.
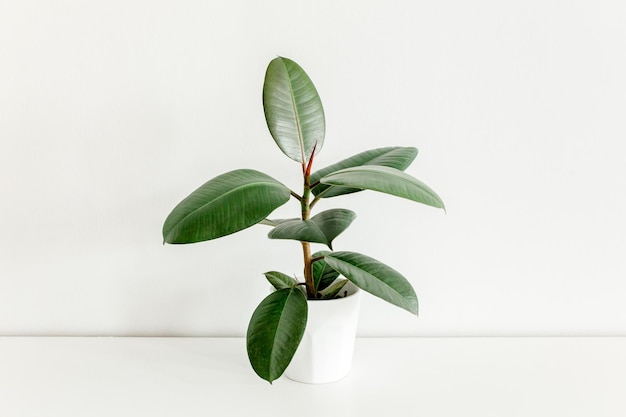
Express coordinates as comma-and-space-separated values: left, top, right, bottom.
285, 282, 361, 384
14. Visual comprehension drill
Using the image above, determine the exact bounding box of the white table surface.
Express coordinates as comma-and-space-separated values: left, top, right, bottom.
1, 337, 624, 416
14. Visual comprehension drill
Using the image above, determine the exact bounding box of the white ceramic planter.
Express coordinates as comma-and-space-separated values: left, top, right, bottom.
285, 282, 361, 384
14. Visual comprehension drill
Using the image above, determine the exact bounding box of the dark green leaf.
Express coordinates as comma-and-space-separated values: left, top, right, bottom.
163, 169, 291, 244
324, 251, 418, 315
263, 57, 325, 163
247, 288, 308, 383
311, 147, 418, 198
320, 165, 445, 210
318, 279, 349, 299
267, 209, 356, 250
312, 250, 339, 292
264, 271, 301, 291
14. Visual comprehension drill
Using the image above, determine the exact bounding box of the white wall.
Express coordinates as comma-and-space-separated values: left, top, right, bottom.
1, 0, 625, 336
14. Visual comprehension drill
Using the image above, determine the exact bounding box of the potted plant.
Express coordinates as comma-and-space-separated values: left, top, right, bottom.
162, 56, 445, 384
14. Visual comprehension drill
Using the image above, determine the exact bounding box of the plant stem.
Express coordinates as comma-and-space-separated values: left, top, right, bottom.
301, 168, 315, 298
290, 190, 303, 202
301, 242, 314, 297
309, 186, 332, 210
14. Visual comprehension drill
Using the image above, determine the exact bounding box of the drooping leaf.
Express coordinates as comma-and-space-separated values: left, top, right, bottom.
311, 147, 418, 198
318, 279, 349, 299
324, 251, 418, 315
267, 209, 356, 250
264, 271, 301, 291
163, 169, 290, 244
319, 165, 445, 210
246, 288, 308, 383
263, 57, 325, 163
311, 250, 340, 292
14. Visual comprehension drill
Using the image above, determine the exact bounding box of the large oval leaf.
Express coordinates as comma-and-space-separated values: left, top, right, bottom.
267, 208, 356, 249
311, 147, 418, 198
324, 251, 418, 315
320, 165, 445, 209
263, 57, 325, 163
163, 169, 290, 244
247, 287, 308, 383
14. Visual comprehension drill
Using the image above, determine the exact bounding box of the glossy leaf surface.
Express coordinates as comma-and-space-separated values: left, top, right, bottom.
312, 250, 339, 291
324, 251, 418, 314
320, 165, 445, 209
163, 169, 290, 244
311, 147, 418, 198
267, 209, 356, 249
263, 57, 325, 163
264, 271, 301, 291
247, 288, 308, 383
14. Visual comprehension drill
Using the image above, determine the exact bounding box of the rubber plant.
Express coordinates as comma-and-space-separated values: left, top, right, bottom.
163, 57, 445, 383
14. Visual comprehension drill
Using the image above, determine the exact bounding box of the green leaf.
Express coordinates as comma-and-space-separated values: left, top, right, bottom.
311, 147, 418, 198
312, 250, 339, 292
318, 279, 349, 299
163, 169, 291, 244
247, 288, 308, 383
264, 271, 300, 291
324, 251, 418, 315
319, 165, 445, 210
259, 218, 298, 227
267, 209, 356, 250
263, 57, 325, 163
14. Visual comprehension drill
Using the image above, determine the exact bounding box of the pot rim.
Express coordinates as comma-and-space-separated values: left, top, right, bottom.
269, 281, 360, 301
307, 281, 360, 302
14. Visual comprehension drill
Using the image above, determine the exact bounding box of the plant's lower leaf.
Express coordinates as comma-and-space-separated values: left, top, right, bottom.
319, 165, 444, 210
324, 251, 418, 315
163, 169, 291, 244
264, 271, 303, 293
311, 147, 418, 198
267, 209, 356, 249
312, 250, 339, 292
318, 279, 349, 299
247, 288, 308, 383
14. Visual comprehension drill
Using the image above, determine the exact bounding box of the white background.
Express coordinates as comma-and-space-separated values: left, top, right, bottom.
1, 0, 625, 336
